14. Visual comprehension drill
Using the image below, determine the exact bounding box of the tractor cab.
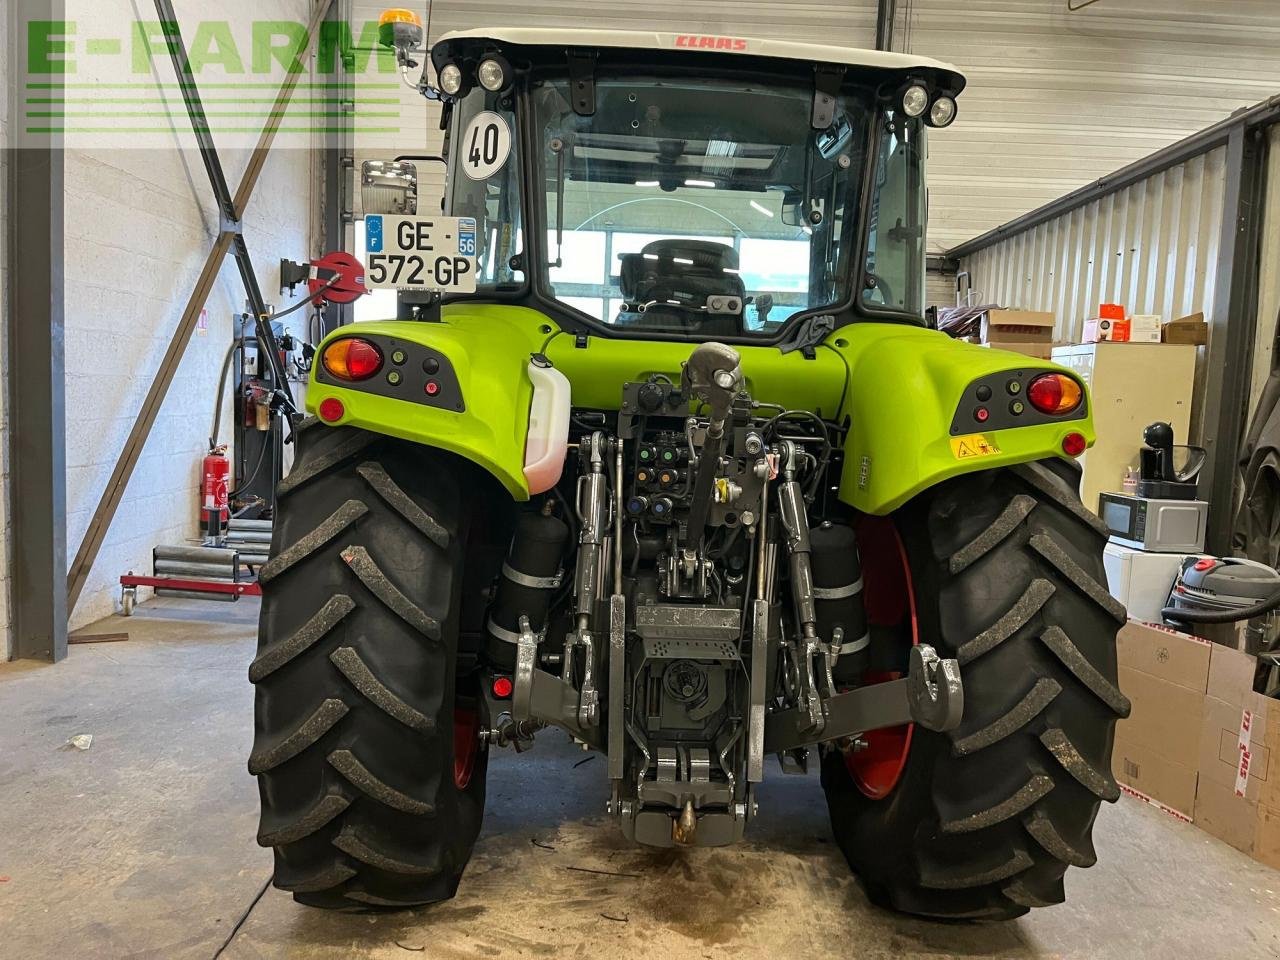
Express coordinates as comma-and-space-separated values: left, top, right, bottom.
381, 24, 963, 343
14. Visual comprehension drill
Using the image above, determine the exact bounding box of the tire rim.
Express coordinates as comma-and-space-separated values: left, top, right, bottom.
845, 516, 918, 800
453, 707, 480, 790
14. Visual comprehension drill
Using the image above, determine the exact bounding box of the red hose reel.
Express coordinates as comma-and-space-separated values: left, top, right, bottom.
308, 251, 367, 304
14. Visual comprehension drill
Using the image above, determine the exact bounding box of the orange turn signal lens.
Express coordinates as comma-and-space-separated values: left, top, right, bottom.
322, 338, 383, 381
1026, 373, 1083, 415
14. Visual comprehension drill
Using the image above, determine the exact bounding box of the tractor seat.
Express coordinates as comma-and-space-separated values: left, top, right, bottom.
615, 239, 744, 335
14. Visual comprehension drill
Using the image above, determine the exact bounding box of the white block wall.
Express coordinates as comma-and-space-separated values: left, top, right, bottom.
62, 142, 312, 632
55, 0, 316, 633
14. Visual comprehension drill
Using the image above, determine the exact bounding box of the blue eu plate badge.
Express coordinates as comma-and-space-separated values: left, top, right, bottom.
366, 215, 384, 253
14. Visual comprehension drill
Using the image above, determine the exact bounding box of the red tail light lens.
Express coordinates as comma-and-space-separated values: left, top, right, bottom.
1027, 373, 1083, 415
1062, 432, 1087, 457
322, 338, 383, 381
492, 676, 514, 699
317, 397, 345, 423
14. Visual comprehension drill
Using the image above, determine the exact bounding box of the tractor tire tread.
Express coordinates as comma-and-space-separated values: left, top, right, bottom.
339, 544, 442, 640
330, 646, 437, 733
1023, 809, 1097, 867
948, 494, 1037, 575
357, 462, 451, 549
276, 427, 378, 498
919, 850, 1035, 891
257, 791, 351, 847
327, 749, 436, 815
274, 863, 358, 894
1038, 728, 1121, 801
1039, 626, 1132, 718
1028, 532, 1127, 623
956, 579, 1055, 665
951, 678, 1061, 756
249, 595, 356, 683
939, 773, 1055, 834
247, 698, 349, 775
822, 459, 1127, 920
332, 826, 444, 876
252, 428, 486, 910
259, 501, 368, 584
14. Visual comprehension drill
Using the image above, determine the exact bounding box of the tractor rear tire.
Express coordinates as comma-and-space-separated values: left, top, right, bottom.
249, 419, 487, 909
821, 459, 1131, 919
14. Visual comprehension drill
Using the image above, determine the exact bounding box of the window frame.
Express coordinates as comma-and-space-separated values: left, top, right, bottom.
434, 52, 935, 341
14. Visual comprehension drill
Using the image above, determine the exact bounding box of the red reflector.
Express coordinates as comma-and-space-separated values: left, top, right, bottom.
492, 676, 514, 699
318, 397, 345, 423
322, 337, 383, 381
1062, 432, 1087, 457
1027, 373, 1083, 415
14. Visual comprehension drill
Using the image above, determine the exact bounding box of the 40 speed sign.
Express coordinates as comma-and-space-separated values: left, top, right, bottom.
363, 215, 478, 293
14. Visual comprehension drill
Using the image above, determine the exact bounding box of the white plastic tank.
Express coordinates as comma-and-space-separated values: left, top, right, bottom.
523, 357, 571, 495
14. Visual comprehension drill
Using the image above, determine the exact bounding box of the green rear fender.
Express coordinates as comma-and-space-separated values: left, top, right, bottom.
306, 307, 1092, 514
305, 308, 550, 499
827, 325, 1093, 514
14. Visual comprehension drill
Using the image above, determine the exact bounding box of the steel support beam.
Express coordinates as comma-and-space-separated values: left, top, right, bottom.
66, 0, 334, 612
7, 0, 68, 661
875, 0, 897, 52
152, 0, 294, 396
1202, 125, 1268, 555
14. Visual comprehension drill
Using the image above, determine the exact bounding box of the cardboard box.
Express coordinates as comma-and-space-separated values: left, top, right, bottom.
982, 309, 1055, 344
983, 340, 1054, 360
1112, 620, 1212, 817
1100, 303, 1126, 321
1128, 314, 1162, 343
1193, 643, 1280, 868
1163, 312, 1208, 346
1083, 317, 1131, 342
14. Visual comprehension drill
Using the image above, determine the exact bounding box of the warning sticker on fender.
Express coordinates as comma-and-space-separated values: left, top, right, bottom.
950, 434, 1002, 460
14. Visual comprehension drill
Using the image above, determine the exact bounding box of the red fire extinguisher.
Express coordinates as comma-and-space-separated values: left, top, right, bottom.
202, 445, 230, 537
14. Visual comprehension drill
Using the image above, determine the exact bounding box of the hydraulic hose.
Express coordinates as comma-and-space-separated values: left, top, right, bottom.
209, 340, 237, 451
1162, 584, 1280, 624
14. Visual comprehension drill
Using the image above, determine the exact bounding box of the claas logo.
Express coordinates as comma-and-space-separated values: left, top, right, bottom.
674, 34, 749, 51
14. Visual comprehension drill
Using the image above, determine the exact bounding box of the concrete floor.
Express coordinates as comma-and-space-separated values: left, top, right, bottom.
1, 600, 1278, 960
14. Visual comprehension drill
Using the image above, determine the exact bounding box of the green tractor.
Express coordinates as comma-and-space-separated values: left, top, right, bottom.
249, 18, 1130, 919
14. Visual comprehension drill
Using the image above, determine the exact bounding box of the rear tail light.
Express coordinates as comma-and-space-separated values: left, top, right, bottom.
1027, 373, 1083, 415
318, 397, 345, 423
322, 338, 383, 381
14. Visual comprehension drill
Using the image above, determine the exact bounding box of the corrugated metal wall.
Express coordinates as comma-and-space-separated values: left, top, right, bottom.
958, 147, 1227, 343
904, 0, 1280, 251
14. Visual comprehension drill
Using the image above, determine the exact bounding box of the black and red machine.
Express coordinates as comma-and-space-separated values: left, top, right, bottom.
122, 254, 365, 613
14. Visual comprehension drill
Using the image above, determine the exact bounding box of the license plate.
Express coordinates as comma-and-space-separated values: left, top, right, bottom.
363, 215, 477, 293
